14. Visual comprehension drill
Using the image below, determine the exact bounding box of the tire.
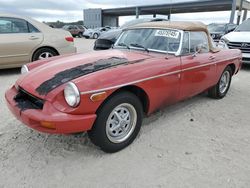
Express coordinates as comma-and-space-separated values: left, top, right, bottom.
93, 33, 99, 39
78, 32, 83, 38
88, 92, 143, 153
32, 48, 58, 61
208, 66, 232, 99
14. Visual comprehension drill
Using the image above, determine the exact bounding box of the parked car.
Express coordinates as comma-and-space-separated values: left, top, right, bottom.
62, 25, 85, 38
218, 18, 250, 64
0, 13, 76, 69
84, 26, 111, 39
77, 25, 88, 34
5, 21, 242, 153
208, 23, 237, 42
94, 18, 168, 50
77, 25, 93, 39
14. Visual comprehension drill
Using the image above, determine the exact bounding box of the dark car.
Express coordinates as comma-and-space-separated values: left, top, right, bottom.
63, 25, 86, 38
208, 23, 237, 42
94, 18, 168, 50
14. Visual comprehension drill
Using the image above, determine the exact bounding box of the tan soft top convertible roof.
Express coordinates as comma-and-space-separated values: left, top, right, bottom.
128, 21, 220, 53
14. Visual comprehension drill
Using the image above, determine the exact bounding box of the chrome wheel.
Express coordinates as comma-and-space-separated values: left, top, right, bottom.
106, 103, 137, 143
93, 33, 98, 39
38, 52, 53, 60
219, 71, 230, 94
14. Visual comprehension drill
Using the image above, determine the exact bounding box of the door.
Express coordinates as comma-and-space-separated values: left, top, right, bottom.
180, 31, 216, 99
0, 17, 43, 67
68, 25, 78, 35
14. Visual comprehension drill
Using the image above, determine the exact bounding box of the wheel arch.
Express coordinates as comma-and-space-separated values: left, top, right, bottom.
97, 85, 150, 115
31, 46, 59, 61
228, 63, 236, 75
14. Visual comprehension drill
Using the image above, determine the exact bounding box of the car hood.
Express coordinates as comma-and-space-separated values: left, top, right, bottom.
99, 29, 122, 40
223, 31, 250, 42
17, 50, 152, 98
210, 32, 224, 35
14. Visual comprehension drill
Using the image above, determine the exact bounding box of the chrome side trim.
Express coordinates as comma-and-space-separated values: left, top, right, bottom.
80, 56, 239, 95
81, 70, 180, 95
0, 54, 28, 58
182, 61, 215, 72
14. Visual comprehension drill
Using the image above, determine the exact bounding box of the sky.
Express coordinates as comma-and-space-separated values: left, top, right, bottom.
0, 0, 249, 25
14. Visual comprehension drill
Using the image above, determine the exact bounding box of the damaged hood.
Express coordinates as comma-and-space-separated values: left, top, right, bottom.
223, 31, 250, 43
17, 50, 152, 98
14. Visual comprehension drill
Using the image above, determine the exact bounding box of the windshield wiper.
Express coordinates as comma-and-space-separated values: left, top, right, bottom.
117, 43, 130, 49
129, 43, 149, 52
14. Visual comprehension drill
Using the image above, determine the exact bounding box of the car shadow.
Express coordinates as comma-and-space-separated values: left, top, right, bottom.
143, 93, 207, 127
0, 68, 20, 76
241, 64, 250, 71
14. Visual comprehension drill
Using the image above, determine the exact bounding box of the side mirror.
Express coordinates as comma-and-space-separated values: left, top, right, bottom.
192, 45, 202, 57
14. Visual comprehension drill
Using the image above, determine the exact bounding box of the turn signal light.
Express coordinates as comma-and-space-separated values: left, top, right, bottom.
65, 37, 74, 42
40, 121, 56, 129
90, 92, 107, 102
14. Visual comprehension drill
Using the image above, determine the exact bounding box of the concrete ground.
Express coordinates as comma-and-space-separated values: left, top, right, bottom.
1, 38, 250, 188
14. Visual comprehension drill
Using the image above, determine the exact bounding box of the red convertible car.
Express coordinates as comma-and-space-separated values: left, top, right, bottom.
5, 21, 242, 152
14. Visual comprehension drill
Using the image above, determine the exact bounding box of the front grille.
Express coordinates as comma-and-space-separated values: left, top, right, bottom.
242, 57, 250, 62
14, 88, 44, 110
227, 42, 250, 53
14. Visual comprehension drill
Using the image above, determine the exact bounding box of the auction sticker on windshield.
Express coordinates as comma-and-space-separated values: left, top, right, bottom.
155, 30, 180, 39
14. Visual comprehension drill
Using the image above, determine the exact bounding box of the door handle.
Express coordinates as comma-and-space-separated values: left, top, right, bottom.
29, 36, 39, 40
209, 56, 216, 60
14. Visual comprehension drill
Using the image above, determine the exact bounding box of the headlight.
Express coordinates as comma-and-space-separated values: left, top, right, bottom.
64, 82, 80, 107
21, 65, 29, 74
217, 38, 229, 49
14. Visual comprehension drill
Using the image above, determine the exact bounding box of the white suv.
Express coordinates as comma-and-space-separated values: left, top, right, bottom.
219, 19, 250, 64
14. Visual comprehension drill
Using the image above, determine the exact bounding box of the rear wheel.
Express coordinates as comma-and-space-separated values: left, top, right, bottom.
32, 48, 58, 61
208, 66, 232, 99
88, 92, 143, 153
78, 32, 83, 38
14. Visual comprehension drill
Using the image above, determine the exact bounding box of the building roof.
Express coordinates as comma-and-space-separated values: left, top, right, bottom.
102, 0, 250, 16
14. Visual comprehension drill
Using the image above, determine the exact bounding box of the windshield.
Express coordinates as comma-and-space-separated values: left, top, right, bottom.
235, 19, 250, 32
114, 28, 181, 53
208, 24, 226, 33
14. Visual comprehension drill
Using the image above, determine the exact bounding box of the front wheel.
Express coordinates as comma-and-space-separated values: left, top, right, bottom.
93, 33, 99, 39
88, 92, 143, 153
208, 66, 232, 99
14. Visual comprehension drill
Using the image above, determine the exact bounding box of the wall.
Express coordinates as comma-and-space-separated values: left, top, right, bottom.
103, 15, 119, 27
83, 9, 102, 28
